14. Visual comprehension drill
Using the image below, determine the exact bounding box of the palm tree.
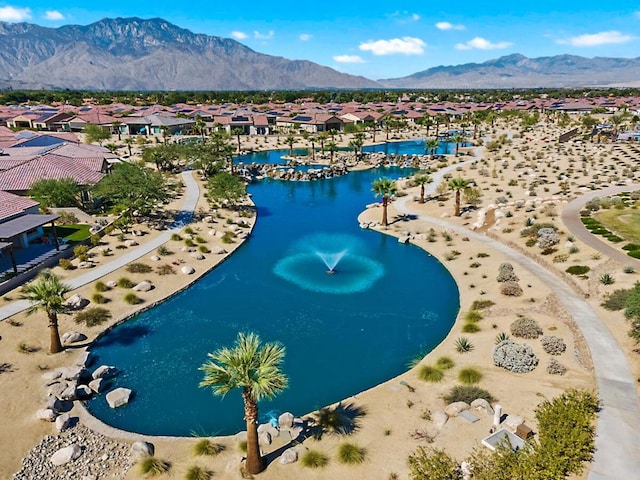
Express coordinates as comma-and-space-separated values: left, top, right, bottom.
124, 137, 134, 156
309, 135, 316, 161
19, 270, 71, 354
194, 115, 206, 140
448, 177, 470, 216
285, 135, 296, 157
318, 132, 329, 155
413, 174, 433, 204
452, 133, 465, 157
327, 141, 338, 164
372, 177, 397, 226
200, 332, 287, 475
425, 138, 439, 160
111, 120, 122, 141
231, 127, 244, 153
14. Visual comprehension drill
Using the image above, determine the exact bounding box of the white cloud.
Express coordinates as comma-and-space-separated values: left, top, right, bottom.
231, 31, 247, 40
435, 21, 465, 31
299, 33, 311, 41
388, 11, 420, 23
253, 30, 274, 40
0, 6, 32, 22
556, 30, 634, 47
411, 14, 420, 21
44, 10, 64, 21
333, 54, 366, 63
455, 37, 512, 50
359, 37, 426, 56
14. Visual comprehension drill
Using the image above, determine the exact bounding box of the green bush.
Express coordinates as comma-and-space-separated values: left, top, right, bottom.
435, 356, 455, 370
464, 310, 483, 322
566, 265, 590, 275
237, 440, 247, 453
628, 250, 640, 259
91, 293, 109, 304
138, 457, 170, 476
462, 322, 481, 333
408, 447, 462, 480
73, 245, 89, 258
470, 299, 495, 310
418, 365, 444, 382
75, 307, 112, 327
455, 337, 474, 353
157, 245, 171, 256
458, 368, 483, 385
124, 292, 142, 305
337, 442, 366, 464
301, 450, 329, 469
94, 281, 108, 292
170, 233, 182, 241
184, 227, 194, 235
444, 385, 495, 404
157, 264, 176, 275
193, 439, 224, 456
623, 243, 640, 251
58, 258, 74, 270
198, 245, 210, 254
601, 289, 632, 311
117, 277, 134, 288
195, 236, 206, 244
184, 238, 196, 247
221, 232, 236, 244
126, 262, 152, 273
184, 465, 211, 480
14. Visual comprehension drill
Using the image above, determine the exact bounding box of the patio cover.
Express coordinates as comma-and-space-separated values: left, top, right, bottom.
0, 214, 60, 240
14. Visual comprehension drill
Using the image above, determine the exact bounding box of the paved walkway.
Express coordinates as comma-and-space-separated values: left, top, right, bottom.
562, 184, 640, 269
393, 192, 640, 479
0, 170, 199, 321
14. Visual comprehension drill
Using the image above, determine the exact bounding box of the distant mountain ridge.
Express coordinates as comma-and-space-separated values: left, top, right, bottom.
0, 17, 380, 90
380, 54, 640, 88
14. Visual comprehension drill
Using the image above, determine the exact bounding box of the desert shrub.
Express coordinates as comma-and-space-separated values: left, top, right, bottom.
58, 258, 74, 270
138, 457, 170, 476
94, 281, 108, 292
73, 245, 89, 258
553, 254, 569, 263
195, 236, 206, 244
624, 265, 635, 274
455, 337, 474, 353
566, 265, 590, 275
435, 356, 455, 370
547, 358, 567, 375
418, 365, 444, 382
101, 248, 112, 256
117, 277, 134, 288
444, 385, 495, 404
622, 243, 640, 251
91, 293, 109, 304
184, 238, 196, 247
184, 465, 211, 480
337, 442, 366, 464
408, 447, 462, 480
170, 233, 181, 241
126, 262, 152, 274
17, 342, 38, 353
462, 322, 481, 333
184, 227, 194, 234
471, 299, 495, 310
157, 245, 171, 256
237, 441, 247, 453
493, 339, 539, 373
495, 332, 510, 344
75, 307, 111, 327
301, 450, 329, 469
458, 368, 483, 385
477, 252, 490, 258
525, 238, 537, 247
537, 227, 560, 248
541, 247, 558, 255
599, 273, 615, 285
198, 245, 210, 254
601, 288, 632, 311
541, 336, 567, 355
511, 317, 543, 339
193, 439, 224, 456
444, 250, 460, 261
157, 264, 176, 275
464, 310, 483, 322
221, 232, 235, 244
496, 262, 518, 282
500, 281, 523, 297
124, 292, 142, 305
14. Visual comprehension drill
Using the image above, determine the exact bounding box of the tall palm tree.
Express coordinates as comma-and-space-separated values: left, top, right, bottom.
425, 138, 439, 160
327, 141, 338, 164
318, 132, 329, 155
285, 135, 296, 156
231, 127, 244, 153
452, 133, 465, 157
124, 137, 134, 156
413, 174, 433, 204
194, 115, 206, 140
448, 177, 470, 216
19, 270, 71, 354
309, 135, 316, 161
200, 332, 288, 475
111, 120, 122, 141
372, 177, 397, 226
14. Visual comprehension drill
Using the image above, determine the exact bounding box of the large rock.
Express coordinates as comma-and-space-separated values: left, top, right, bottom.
106, 388, 132, 408
62, 331, 87, 345
92, 365, 117, 380
211, 246, 227, 255
471, 398, 494, 415
445, 401, 470, 417
257, 430, 272, 446
279, 447, 298, 464
432, 410, 449, 430
133, 281, 153, 292
36, 408, 57, 422
48, 383, 68, 400
190, 252, 205, 260
75, 385, 93, 400
88, 378, 105, 394
258, 422, 279, 439
150, 255, 161, 261
50, 444, 82, 466
60, 365, 86, 382
60, 385, 77, 401
124, 239, 138, 247
106, 280, 117, 288
65, 294, 88, 310
55, 413, 71, 432
131, 441, 154, 460
77, 261, 93, 269
278, 412, 294, 429
75, 351, 91, 367
181, 265, 195, 275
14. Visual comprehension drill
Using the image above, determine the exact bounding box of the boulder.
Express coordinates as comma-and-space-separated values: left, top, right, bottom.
257, 430, 272, 446
211, 246, 227, 255
60, 385, 77, 401
65, 294, 88, 310
278, 412, 295, 429
432, 410, 449, 430
181, 265, 195, 275
88, 378, 105, 394
258, 423, 279, 438
46, 395, 64, 412
203, 216, 214, 224
106, 281, 117, 288
124, 239, 138, 247
55, 413, 71, 432
207, 229, 217, 237
190, 252, 205, 260
398, 236, 410, 244
77, 261, 93, 269
50, 444, 81, 466
42, 370, 62, 382
75, 385, 93, 400
471, 398, 494, 415
92, 365, 117, 380
59, 365, 86, 381
131, 441, 154, 460
36, 408, 57, 422
149, 255, 161, 262
62, 331, 87, 345
106, 388, 132, 408
133, 281, 153, 292
180, 246, 196, 252
132, 230, 145, 237
279, 447, 298, 465
445, 401, 470, 417
75, 351, 91, 368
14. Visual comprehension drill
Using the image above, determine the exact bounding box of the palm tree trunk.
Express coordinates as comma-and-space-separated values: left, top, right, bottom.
242, 388, 264, 474
382, 197, 388, 226
420, 185, 425, 204
455, 143, 460, 157
48, 313, 64, 354
455, 190, 461, 217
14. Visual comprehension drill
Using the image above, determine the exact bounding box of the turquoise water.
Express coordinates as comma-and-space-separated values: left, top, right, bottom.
86, 162, 460, 437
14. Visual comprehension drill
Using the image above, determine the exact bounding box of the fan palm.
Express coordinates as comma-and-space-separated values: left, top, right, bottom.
425, 138, 439, 160
19, 270, 71, 354
200, 332, 288, 475
285, 135, 296, 156
413, 174, 433, 204
448, 177, 470, 216
372, 177, 397, 226
452, 133, 465, 157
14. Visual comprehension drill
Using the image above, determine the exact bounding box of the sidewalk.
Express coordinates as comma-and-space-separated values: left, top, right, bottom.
0, 170, 199, 322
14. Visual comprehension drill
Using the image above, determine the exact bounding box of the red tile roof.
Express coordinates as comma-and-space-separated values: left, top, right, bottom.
0, 190, 39, 221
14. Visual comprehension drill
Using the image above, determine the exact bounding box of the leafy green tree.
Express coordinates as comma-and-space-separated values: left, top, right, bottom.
200, 333, 288, 475
92, 162, 169, 217
19, 270, 71, 354
84, 123, 111, 145
28, 178, 80, 208
372, 177, 397, 226
413, 174, 433, 204
205, 172, 246, 207
463, 186, 483, 207
198, 131, 234, 175
448, 177, 470, 216
408, 447, 462, 480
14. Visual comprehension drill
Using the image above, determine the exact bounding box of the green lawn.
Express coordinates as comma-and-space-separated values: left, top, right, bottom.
44, 224, 92, 242
594, 209, 640, 244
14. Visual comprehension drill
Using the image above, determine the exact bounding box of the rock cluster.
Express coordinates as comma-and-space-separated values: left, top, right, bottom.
13, 424, 132, 479
493, 339, 539, 373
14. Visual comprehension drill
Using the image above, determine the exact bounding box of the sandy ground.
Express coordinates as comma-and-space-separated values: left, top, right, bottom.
2, 118, 639, 479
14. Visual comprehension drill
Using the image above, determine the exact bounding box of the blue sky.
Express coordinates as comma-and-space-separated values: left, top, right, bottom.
0, 1, 639, 79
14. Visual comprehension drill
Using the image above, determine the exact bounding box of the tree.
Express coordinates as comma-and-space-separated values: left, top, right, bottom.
194, 115, 206, 140
372, 177, 397, 226
19, 270, 71, 354
231, 127, 244, 153
92, 162, 169, 217
84, 123, 111, 145
309, 135, 316, 161
200, 332, 288, 475
463, 186, 483, 207
111, 120, 122, 141
205, 172, 246, 207
413, 174, 433, 204
285, 135, 296, 157
124, 137, 134, 156
408, 447, 462, 480
425, 138, 439, 160
448, 177, 470, 216
327, 141, 338, 164
452, 133, 465, 157
318, 132, 329, 154
29, 178, 80, 208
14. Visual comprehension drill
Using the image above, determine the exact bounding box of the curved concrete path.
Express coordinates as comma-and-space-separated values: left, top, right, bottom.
562, 184, 640, 269
0, 170, 199, 321
394, 191, 640, 479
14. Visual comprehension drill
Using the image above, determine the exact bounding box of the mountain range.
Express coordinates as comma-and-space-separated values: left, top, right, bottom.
0, 17, 639, 91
